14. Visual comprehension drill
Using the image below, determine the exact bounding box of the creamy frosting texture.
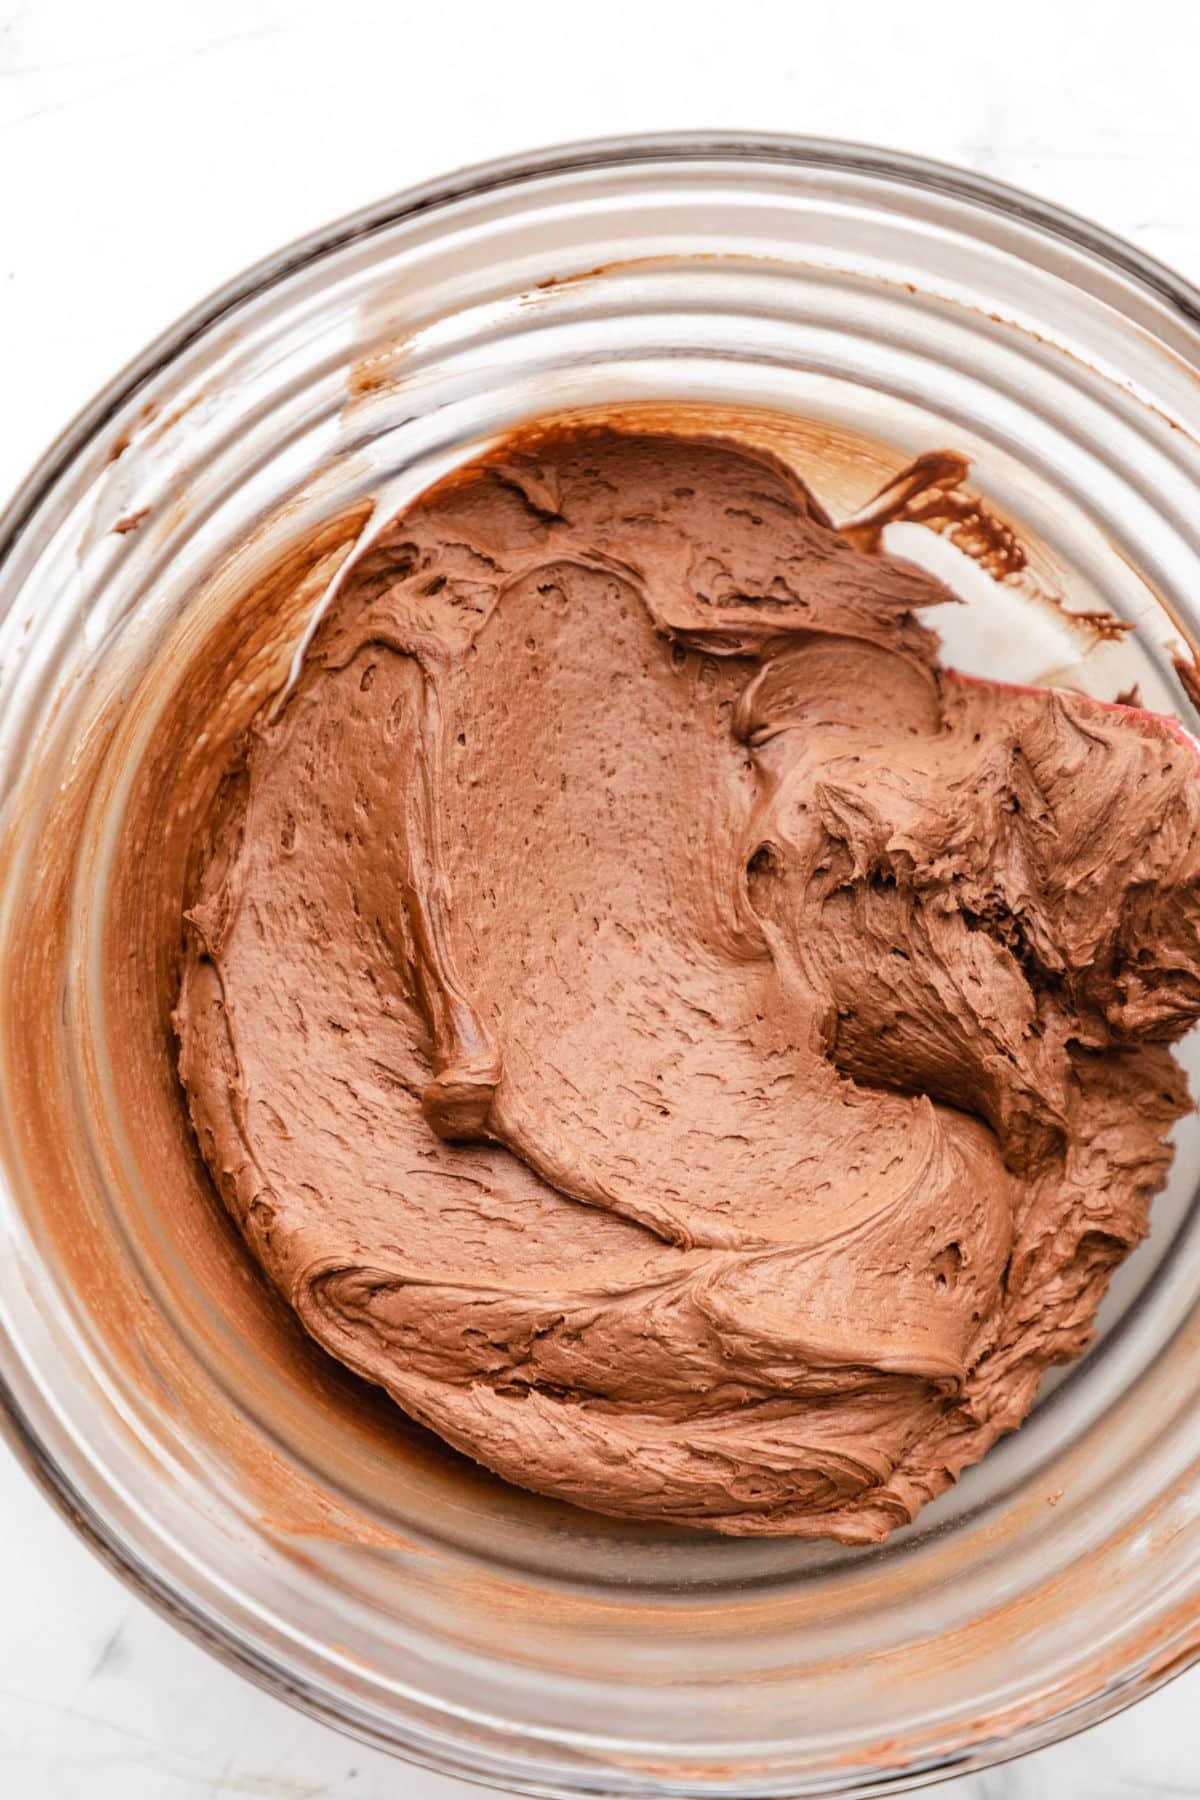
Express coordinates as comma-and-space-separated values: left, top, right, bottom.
176, 426, 1200, 1540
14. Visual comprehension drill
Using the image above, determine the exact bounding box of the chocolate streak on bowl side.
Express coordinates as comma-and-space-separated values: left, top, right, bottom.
173, 424, 1200, 1541
0, 504, 421, 1545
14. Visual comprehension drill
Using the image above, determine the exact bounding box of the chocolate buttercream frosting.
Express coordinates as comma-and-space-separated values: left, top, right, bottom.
175, 426, 1200, 1540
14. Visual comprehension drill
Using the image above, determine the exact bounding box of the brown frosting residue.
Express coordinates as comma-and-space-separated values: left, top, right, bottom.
174, 426, 1200, 1541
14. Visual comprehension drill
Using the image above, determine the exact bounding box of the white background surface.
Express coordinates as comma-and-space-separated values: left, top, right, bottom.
2, 1, 1200, 1793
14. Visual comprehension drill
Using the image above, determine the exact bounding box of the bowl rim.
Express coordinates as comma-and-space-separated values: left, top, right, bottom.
5, 129, 1200, 1793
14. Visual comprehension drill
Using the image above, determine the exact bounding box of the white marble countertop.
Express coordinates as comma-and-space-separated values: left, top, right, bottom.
2, 1, 1199, 1792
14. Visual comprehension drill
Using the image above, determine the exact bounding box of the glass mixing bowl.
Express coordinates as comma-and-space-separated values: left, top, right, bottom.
4, 133, 1200, 1799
